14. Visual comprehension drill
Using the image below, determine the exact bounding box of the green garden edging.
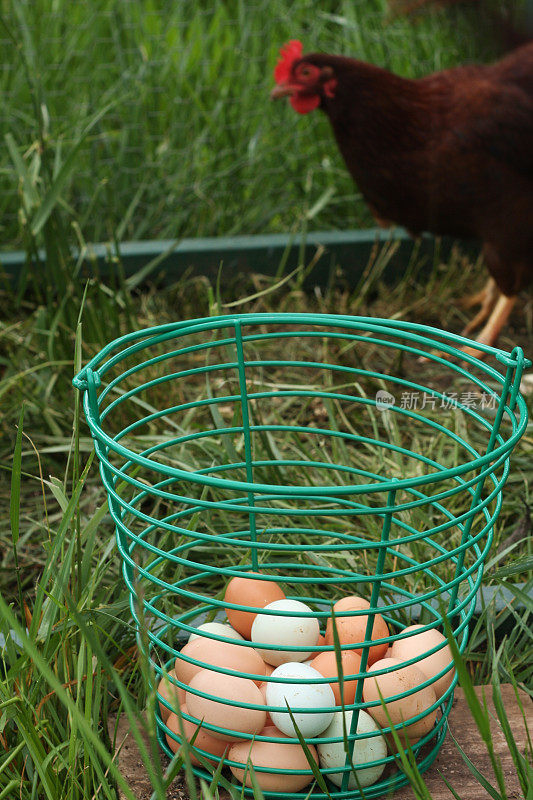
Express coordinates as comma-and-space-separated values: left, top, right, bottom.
0, 228, 480, 288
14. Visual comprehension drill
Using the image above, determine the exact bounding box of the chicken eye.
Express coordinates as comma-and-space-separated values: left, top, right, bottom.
298, 65, 313, 78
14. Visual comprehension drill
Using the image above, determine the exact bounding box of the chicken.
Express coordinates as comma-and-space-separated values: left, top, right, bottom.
271, 40, 533, 357
389, 1, 533, 54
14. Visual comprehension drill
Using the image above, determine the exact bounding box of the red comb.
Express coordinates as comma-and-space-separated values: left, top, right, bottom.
274, 40, 303, 84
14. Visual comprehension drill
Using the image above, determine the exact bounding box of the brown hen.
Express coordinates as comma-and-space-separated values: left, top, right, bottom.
271, 40, 533, 357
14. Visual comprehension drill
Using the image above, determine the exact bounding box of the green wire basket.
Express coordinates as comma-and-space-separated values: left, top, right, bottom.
74, 313, 529, 798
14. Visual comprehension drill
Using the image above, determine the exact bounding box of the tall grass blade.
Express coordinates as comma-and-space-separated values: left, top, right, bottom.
124, 239, 182, 291
439, 773, 468, 800
5, 133, 40, 210
0, 595, 138, 800
31, 99, 124, 237
10, 404, 25, 618
491, 655, 531, 795
10, 404, 25, 547
492, 557, 533, 578
0, 781, 19, 800
447, 730, 505, 800
443, 618, 509, 798
283, 702, 331, 796
374, 686, 433, 800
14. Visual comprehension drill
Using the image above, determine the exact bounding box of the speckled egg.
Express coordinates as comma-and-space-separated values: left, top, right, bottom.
363, 657, 437, 744
390, 625, 454, 699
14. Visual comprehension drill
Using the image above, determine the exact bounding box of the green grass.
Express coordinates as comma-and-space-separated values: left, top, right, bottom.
0, 0, 516, 248
0, 245, 531, 799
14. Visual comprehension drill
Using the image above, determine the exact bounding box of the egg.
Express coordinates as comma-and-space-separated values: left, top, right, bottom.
303, 634, 325, 666
251, 599, 320, 665
363, 657, 437, 744
309, 649, 362, 705
174, 637, 266, 686
318, 709, 387, 789
325, 596, 389, 666
229, 731, 318, 791
266, 662, 335, 738
259, 724, 287, 738
157, 670, 186, 722
390, 625, 454, 699
188, 621, 244, 643
224, 574, 285, 638
259, 682, 273, 725
165, 705, 229, 765
186, 669, 266, 742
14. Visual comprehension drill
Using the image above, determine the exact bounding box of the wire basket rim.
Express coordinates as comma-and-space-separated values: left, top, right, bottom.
74, 313, 529, 498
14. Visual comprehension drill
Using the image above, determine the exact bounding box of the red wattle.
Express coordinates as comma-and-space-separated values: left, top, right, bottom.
290, 94, 320, 114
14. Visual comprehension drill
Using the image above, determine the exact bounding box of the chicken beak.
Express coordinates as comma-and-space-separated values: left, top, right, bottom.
270, 83, 295, 99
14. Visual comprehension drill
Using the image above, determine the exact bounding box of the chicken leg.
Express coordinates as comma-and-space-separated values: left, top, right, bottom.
459, 293, 517, 360
460, 277, 496, 309
460, 277, 498, 334
419, 290, 517, 363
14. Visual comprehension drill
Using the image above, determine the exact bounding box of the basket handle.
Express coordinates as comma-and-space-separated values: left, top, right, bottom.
496, 345, 528, 413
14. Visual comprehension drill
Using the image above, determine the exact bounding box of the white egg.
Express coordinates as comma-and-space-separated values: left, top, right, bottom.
318, 709, 387, 789
265, 662, 335, 738
187, 622, 244, 643
251, 599, 319, 666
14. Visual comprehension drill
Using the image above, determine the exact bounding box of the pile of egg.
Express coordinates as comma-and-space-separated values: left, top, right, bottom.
158, 574, 455, 792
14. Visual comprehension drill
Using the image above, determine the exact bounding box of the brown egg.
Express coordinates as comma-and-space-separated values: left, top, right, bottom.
363, 657, 437, 743
390, 625, 454, 699
186, 669, 266, 742
229, 734, 318, 791
317, 633, 326, 647
309, 649, 362, 706
260, 724, 287, 737
224, 574, 285, 638
263, 661, 274, 677
325, 596, 389, 665
158, 670, 186, 722
165, 705, 228, 765
333, 597, 363, 612
174, 637, 266, 686
259, 682, 273, 725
